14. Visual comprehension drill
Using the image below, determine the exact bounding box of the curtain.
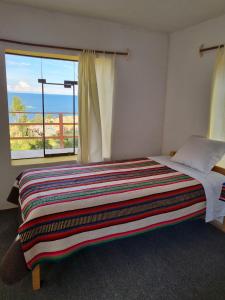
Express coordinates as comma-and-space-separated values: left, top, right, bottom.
209, 48, 225, 141
78, 51, 102, 163
95, 54, 115, 160
78, 51, 115, 163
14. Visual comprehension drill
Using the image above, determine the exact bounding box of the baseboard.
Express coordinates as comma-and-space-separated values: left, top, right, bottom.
0, 203, 17, 210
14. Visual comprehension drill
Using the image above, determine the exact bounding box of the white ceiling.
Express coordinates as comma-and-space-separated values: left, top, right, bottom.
2, 0, 225, 32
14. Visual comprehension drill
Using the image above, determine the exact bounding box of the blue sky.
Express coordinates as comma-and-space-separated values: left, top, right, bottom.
5, 54, 78, 95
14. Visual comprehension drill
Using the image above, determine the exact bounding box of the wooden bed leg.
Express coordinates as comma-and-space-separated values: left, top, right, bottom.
32, 264, 41, 291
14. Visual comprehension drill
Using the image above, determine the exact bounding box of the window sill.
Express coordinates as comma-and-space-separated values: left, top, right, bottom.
11, 155, 77, 166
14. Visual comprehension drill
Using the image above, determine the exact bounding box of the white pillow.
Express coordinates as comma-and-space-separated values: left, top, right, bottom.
171, 136, 225, 173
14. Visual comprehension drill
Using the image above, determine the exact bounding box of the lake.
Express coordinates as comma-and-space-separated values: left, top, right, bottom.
7, 92, 78, 113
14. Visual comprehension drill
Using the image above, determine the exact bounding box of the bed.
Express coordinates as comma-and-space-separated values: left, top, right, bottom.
1, 155, 224, 290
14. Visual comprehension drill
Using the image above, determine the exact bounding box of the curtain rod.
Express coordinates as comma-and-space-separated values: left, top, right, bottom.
199, 43, 224, 56
0, 38, 129, 56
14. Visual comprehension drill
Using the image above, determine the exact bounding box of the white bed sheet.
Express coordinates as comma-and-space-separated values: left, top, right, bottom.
150, 156, 225, 223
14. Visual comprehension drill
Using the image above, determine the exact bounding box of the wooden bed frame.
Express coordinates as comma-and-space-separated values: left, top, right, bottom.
32, 265, 40, 290
213, 165, 225, 176
31, 155, 225, 291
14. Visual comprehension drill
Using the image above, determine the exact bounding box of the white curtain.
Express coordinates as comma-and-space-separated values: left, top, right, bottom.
95, 54, 115, 160
78, 51, 102, 163
78, 51, 115, 163
209, 48, 225, 141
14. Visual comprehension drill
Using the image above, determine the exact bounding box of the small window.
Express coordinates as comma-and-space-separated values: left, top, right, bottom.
5, 51, 79, 161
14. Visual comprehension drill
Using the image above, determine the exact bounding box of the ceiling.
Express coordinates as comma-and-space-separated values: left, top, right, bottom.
2, 0, 225, 32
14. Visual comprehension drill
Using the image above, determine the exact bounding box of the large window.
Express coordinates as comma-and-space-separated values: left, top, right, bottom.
5, 51, 78, 160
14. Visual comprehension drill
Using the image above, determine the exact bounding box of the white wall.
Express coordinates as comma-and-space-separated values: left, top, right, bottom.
162, 14, 225, 153
0, 3, 168, 208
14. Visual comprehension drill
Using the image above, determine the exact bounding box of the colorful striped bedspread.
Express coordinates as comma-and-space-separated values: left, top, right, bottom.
17, 158, 206, 269
220, 183, 225, 202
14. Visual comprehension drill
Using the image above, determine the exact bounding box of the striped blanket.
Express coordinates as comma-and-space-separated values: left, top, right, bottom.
17, 158, 206, 269
220, 183, 225, 202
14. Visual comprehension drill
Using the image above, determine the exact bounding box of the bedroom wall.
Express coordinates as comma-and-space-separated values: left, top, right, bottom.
0, 2, 168, 208
162, 14, 225, 153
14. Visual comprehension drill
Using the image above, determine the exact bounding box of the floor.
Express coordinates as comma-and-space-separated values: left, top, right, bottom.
1, 209, 225, 300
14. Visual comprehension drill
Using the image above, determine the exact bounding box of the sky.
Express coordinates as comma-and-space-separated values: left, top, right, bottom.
5, 54, 78, 95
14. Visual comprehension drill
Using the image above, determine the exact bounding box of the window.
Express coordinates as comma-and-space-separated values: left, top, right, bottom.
5, 50, 79, 160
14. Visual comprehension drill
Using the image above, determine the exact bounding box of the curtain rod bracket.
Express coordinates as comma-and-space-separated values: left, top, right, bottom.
199, 44, 204, 57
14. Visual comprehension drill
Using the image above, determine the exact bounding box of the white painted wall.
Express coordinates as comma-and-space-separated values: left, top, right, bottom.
162, 14, 225, 153
0, 3, 168, 208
